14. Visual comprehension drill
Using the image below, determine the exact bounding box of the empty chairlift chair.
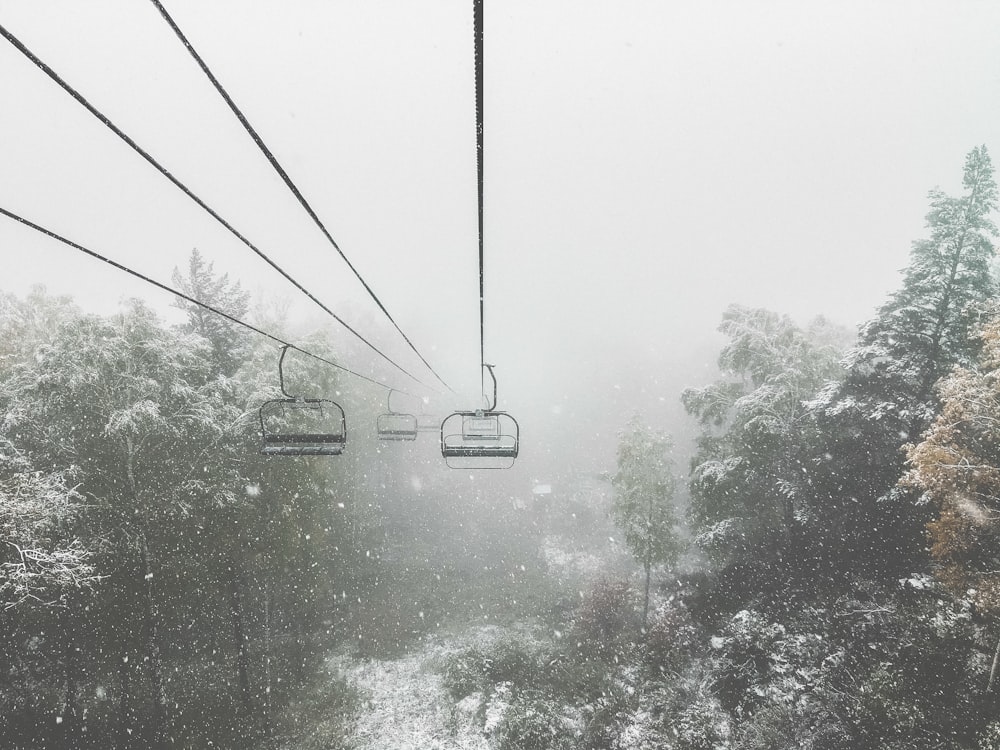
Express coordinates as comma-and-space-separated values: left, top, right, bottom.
259, 346, 347, 456
377, 391, 418, 441
416, 413, 442, 434
440, 365, 519, 469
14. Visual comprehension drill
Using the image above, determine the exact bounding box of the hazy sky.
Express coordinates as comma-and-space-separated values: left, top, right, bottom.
3, 1, 1000, 475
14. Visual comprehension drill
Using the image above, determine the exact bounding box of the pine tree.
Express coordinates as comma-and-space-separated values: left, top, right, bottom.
842, 145, 998, 431
172, 248, 251, 377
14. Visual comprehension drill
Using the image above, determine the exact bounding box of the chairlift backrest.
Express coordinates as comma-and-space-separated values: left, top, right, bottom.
376, 389, 418, 441
259, 397, 346, 456
463, 414, 500, 439
377, 411, 418, 441
416, 414, 440, 433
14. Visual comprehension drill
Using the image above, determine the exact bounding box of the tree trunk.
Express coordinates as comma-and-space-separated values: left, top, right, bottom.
263, 577, 273, 735
60, 603, 80, 725
293, 615, 307, 683
118, 644, 133, 750
227, 556, 252, 713
125, 443, 168, 748
139, 532, 168, 749
988, 629, 1000, 694
642, 560, 652, 634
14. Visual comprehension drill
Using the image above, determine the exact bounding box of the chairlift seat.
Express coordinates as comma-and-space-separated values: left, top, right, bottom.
261, 435, 345, 456
441, 436, 518, 458
259, 397, 346, 457
377, 412, 418, 441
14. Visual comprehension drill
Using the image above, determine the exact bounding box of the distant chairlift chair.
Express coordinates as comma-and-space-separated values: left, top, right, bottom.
377, 390, 418, 441
416, 413, 442, 434
259, 346, 346, 456
440, 364, 519, 469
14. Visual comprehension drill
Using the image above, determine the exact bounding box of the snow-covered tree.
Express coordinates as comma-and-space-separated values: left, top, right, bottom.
903, 314, 1000, 692
805, 146, 999, 581
0, 299, 248, 746
0, 446, 97, 610
682, 306, 848, 566
172, 248, 251, 376
852, 146, 997, 426
611, 417, 680, 629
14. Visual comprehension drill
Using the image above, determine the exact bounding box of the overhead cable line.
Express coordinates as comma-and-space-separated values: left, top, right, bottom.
149, 0, 454, 394
0, 205, 413, 395
0, 22, 431, 392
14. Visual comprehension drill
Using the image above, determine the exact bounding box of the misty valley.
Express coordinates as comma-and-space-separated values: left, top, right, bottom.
3, 147, 1000, 749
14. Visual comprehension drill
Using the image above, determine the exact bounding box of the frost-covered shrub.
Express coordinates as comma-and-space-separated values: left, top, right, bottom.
709, 609, 786, 716
494, 691, 575, 750
729, 701, 855, 750
485, 636, 541, 686
537, 646, 613, 703
580, 677, 636, 749
572, 578, 636, 661
829, 583, 981, 745
442, 647, 487, 700
644, 602, 701, 674
979, 721, 1000, 750
442, 634, 540, 700
618, 669, 732, 750
673, 695, 731, 750
270, 669, 357, 750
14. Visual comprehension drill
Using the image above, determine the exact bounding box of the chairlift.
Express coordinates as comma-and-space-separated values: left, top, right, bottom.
440, 364, 519, 469
416, 398, 441, 434
376, 390, 417, 441
416, 413, 441, 433
259, 346, 346, 456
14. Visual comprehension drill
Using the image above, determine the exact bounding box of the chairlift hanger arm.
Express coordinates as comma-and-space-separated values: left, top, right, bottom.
483, 363, 497, 412
278, 345, 293, 398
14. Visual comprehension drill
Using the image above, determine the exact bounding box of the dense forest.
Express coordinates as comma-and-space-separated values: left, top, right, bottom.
5, 146, 1000, 749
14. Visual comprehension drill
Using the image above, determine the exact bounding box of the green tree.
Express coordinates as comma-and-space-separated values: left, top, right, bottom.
806, 145, 999, 580
1, 300, 243, 748
172, 248, 251, 376
682, 306, 848, 570
611, 417, 680, 630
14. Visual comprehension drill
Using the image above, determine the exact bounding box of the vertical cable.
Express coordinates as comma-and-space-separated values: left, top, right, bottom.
474, 0, 485, 401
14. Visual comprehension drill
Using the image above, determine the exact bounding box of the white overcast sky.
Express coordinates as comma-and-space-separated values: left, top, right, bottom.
2, 1, 1000, 470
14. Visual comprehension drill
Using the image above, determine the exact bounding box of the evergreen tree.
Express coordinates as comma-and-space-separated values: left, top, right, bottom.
172, 248, 251, 377
0, 300, 244, 747
682, 306, 848, 570
611, 416, 680, 630
805, 146, 999, 580
834, 145, 997, 431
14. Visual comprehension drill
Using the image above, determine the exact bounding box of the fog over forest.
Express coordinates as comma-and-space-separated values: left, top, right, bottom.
5, 2, 1000, 749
